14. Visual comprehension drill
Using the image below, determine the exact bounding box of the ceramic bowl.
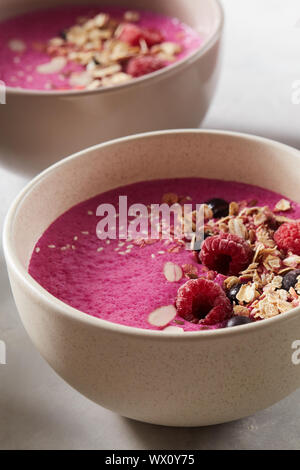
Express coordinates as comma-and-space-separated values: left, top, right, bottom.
4, 129, 300, 427
0, 0, 223, 175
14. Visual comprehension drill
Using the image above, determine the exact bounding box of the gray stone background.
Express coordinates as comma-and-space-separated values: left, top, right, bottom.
0, 0, 300, 450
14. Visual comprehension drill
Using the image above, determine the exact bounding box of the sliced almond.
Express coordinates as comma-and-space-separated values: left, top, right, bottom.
160, 42, 182, 55
67, 29, 87, 47
277, 299, 293, 313
93, 50, 114, 66
236, 283, 258, 304
8, 39, 26, 53
228, 217, 248, 239
163, 326, 184, 333
36, 57, 67, 74
82, 19, 96, 31
93, 64, 122, 78
94, 13, 109, 28
102, 72, 132, 86
283, 254, 300, 267
257, 298, 279, 319
68, 51, 94, 65
49, 37, 64, 47
148, 305, 177, 327
163, 262, 183, 282
109, 41, 135, 61
151, 42, 181, 59
86, 60, 97, 72
263, 254, 281, 271
69, 71, 93, 87
253, 209, 268, 226
274, 199, 291, 212
86, 79, 102, 90
233, 305, 251, 317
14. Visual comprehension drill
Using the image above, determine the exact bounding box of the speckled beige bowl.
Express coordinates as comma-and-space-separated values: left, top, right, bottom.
0, 0, 223, 175
3, 130, 300, 427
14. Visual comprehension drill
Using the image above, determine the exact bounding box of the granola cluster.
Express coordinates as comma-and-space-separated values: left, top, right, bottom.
193, 198, 300, 320
149, 194, 300, 324
44, 10, 182, 90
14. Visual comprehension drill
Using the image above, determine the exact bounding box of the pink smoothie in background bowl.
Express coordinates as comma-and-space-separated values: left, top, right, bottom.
0, 4, 203, 91
29, 177, 300, 332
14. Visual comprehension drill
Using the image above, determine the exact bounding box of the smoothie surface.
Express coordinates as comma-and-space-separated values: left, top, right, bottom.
0, 5, 202, 91
29, 178, 300, 331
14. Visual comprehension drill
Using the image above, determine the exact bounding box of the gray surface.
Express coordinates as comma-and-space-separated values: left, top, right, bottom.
0, 0, 300, 450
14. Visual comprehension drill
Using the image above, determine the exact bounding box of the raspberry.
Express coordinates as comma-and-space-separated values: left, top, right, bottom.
200, 233, 253, 276
126, 55, 165, 77
118, 24, 164, 47
176, 278, 232, 325
118, 24, 143, 46
274, 221, 300, 255
142, 28, 165, 46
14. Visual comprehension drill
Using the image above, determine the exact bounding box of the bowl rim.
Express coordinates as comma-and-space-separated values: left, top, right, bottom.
4, 0, 224, 98
3, 128, 300, 340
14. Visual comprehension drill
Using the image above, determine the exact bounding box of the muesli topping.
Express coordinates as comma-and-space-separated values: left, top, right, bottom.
41, 11, 182, 90
156, 194, 300, 325
33, 185, 300, 331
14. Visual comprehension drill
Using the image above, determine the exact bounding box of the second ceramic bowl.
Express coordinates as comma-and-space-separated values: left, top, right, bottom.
0, 0, 223, 174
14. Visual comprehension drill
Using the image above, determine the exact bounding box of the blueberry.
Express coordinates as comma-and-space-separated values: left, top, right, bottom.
227, 283, 242, 304
59, 30, 67, 40
226, 316, 252, 328
282, 269, 300, 291
206, 198, 229, 218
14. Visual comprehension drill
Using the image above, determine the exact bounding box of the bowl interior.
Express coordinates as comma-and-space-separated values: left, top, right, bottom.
7, 130, 300, 271
0, 0, 222, 45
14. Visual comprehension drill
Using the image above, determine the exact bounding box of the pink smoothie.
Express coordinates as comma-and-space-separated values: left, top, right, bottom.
29, 178, 300, 332
0, 5, 202, 91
